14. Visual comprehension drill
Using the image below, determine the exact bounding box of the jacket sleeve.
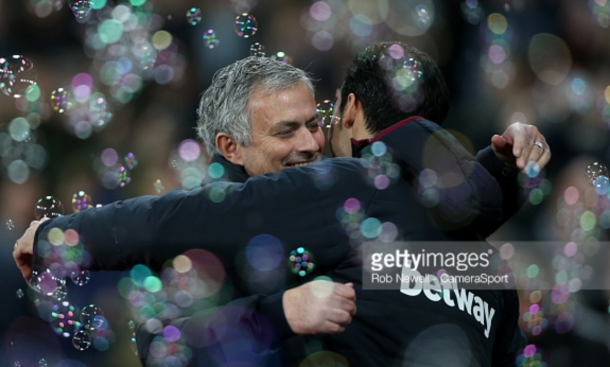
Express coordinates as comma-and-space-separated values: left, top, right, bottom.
379, 120, 504, 238
476, 146, 524, 229
136, 293, 295, 367
491, 290, 526, 367
32, 159, 371, 273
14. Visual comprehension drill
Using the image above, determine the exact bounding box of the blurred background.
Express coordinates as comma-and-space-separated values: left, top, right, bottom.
1, 0, 610, 366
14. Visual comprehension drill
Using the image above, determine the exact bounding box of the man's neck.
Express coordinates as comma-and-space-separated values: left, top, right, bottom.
352, 118, 374, 141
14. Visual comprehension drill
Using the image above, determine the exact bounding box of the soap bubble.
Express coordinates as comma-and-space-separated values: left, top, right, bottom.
585, 162, 608, 185
124, 152, 138, 170
51, 301, 82, 338
35, 196, 64, 220
116, 166, 131, 187
72, 329, 92, 350
203, 29, 219, 49
68, 0, 92, 19
70, 270, 91, 286
51, 88, 72, 113
0, 55, 37, 98
234, 13, 258, 38
250, 42, 266, 57
71, 191, 92, 212
316, 100, 340, 127
186, 7, 201, 26
271, 52, 292, 64
80, 304, 105, 330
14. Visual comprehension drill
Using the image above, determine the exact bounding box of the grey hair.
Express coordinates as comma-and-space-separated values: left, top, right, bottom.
197, 56, 315, 156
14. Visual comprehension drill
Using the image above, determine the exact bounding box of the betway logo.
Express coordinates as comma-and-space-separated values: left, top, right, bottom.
399, 266, 496, 338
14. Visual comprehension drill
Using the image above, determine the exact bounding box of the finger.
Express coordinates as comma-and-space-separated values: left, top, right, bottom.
524, 140, 544, 165
537, 144, 551, 170
491, 134, 515, 164
490, 134, 508, 152
334, 283, 356, 300
333, 296, 356, 315
321, 320, 345, 334
327, 309, 351, 326
512, 132, 530, 170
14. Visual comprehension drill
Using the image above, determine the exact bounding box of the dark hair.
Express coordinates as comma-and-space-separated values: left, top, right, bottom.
339, 42, 450, 134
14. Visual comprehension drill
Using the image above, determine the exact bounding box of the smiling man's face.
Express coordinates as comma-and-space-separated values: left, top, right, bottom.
238, 81, 324, 176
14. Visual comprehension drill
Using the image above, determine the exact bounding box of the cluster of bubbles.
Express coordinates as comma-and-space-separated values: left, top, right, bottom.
0, 56, 48, 183
92, 148, 138, 189
480, 12, 516, 90
515, 344, 547, 367
118, 250, 233, 365
288, 247, 315, 277
0, 60, 49, 183
23, 216, 114, 352
49, 74, 113, 139
302, 0, 435, 53
336, 198, 398, 250
502, 161, 610, 339
49, 301, 109, 351
182, 7, 260, 48
79, 2, 189, 108
359, 142, 402, 191
170, 139, 209, 190
516, 165, 552, 206
378, 44, 425, 112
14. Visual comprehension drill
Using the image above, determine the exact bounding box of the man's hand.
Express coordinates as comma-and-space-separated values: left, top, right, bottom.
491, 122, 551, 172
283, 280, 356, 334
13, 219, 47, 280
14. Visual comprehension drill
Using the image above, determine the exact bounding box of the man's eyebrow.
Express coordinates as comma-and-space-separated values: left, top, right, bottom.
273, 114, 319, 129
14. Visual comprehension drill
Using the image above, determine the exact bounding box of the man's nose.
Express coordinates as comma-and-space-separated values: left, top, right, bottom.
295, 128, 321, 154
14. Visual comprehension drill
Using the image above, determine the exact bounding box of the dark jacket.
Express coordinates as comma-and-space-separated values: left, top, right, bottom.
33, 117, 521, 366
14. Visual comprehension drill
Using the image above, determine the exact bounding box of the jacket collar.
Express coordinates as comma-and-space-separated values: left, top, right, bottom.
350, 115, 423, 157
206, 155, 250, 184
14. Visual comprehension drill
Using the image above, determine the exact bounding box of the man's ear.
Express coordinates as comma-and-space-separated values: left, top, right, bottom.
215, 133, 244, 165
341, 93, 359, 129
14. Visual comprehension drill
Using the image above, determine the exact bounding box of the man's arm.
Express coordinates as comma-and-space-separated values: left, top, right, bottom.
136, 281, 356, 366
15, 158, 374, 278
477, 123, 551, 226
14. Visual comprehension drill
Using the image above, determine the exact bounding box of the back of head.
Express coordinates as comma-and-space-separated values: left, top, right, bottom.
197, 56, 314, 156
340, 42, 450, 134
